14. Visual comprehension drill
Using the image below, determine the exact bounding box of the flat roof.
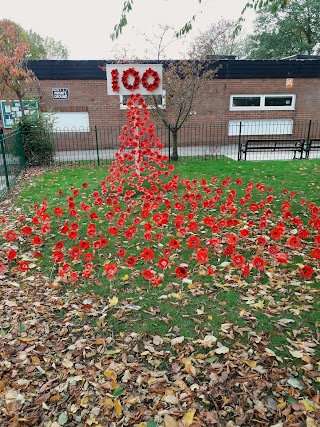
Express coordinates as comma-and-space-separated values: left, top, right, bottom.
27, 59, 320, 80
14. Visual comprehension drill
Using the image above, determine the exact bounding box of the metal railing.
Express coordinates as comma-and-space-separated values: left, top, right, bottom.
49, 120, 320, 165
0, 129, 26, 197
1, 120, 320, 197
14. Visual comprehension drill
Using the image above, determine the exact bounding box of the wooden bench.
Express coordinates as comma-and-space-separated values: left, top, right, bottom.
239, 139, 305, 161
304, 138, 320, 159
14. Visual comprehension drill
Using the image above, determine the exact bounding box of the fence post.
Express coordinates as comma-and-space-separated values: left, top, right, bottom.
237, 122, 242, 161
18, 128, 26, 170
95, 126, 100, 166
0, 133, 10, 189
168, 124, 171, 162
305, 119, 312, 160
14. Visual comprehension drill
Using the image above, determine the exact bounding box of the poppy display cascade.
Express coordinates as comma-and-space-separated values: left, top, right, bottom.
0, 94, 319, 287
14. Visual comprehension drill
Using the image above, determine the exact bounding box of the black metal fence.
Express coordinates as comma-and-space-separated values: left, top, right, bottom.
0, 130, 26, 197
50, 120, 320, 166
1, 120, 320, 197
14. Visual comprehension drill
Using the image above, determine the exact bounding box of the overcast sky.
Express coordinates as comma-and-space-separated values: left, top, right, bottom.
1, 0, 256, 59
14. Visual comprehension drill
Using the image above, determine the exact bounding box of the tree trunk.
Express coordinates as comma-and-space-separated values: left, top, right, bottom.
18, 95, 25, 117
171, 128, 179, 161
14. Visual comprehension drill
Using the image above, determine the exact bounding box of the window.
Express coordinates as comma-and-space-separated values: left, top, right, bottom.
43, 112, 90, 131
230, 94, 296, 111
120, 91, 166, 110
228, 119, 293, 136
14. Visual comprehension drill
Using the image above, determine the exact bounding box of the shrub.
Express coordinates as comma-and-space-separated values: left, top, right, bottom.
16, 113, 55, 167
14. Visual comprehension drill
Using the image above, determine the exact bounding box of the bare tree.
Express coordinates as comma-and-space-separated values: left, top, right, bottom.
151, 59, 218, 161
188, 19, 247, 59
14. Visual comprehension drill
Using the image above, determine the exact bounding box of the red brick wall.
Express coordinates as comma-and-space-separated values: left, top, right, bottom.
37, 77, 320, 129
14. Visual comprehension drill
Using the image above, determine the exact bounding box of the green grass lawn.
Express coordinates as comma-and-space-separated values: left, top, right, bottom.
15, 159, 320, 352
1, 158, 319, 426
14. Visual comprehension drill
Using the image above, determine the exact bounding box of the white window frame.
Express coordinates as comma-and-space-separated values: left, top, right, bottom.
230, 94, 296, 111
228, 119, 294, 136
43, 112, 90, 131
120, 90, 166, 110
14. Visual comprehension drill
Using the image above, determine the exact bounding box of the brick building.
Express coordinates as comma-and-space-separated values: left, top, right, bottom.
1, 57, 320, 153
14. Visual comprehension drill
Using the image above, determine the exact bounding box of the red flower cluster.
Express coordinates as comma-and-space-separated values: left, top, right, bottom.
141, 68, 160, 92
111, 69, 120, 92
121, 67, 140, 91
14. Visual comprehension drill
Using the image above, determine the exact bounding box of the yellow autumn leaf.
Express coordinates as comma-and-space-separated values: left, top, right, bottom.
19, 337, 35, 342
94, 338, 105, 345
108, 296, 118, 307
301, 399, 320, 412
114, 398, 123, 416
104, 369, 117, 380
289, 350, 304, 358
243, 360, 257, 369
256, 299, 264, 309
122, 274, 129, 281
278, 398, 287, 410
80, 396, 89, 408
164, 414, 178, 427
182, 409, 196, 426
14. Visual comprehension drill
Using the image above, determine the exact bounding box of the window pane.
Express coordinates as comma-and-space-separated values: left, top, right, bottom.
265, 96, 293, 107
232, 97, 261, 107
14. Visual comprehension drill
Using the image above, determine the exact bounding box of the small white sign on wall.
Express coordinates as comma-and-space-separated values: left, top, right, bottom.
106, 64, 163, 96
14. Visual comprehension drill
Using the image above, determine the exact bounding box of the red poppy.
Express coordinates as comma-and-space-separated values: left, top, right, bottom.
158, 257, 169, 269
140, 248, 155, 261
5, 230, 17, 242
268, 245, 279, 255
33, 236, 43, 246
55, 240, 64, 249
299, 265, 314, 279
93, 240, 101, 249
169, 239, 180, 249
310, 247, 320, 260
286, 235, 302, 249
240, 229, 251, 237
187, 235, 200, 248
241, 264, 251, 277
224, 245, 236, 256
142, 269, 154, 280
175, 265, 188, 279
151, 275, 161, 287
52, 250, 64, 263
7, 249, 17, 260
252, 256, 266, 271
0, 263, 6, 274
108, 226, 119, 236
196, 247, 209, 264
126, 256, 137, 267
79, 240, 90, 250
33, 251, 42, 258
21, 226, 33, 236
40, 224, 50, 234
105, 262, 117, 278
69, 247, 82, 260
54, 207, 64, 216
231, 253, 246, 268
117, 248, 126, 258
270, 227, 284, 240
275, 252, 289, 264
68, 230, 78, 240
18, 261, 30, 272
226, 233, 238, 246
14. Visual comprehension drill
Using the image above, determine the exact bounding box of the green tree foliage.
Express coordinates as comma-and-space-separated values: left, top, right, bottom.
111, 0, 289, 40
2, 19, 69, 60
245, 0, 320, 59
0, 20, 38, 115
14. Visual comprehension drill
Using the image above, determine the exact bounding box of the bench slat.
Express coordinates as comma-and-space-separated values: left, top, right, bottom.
240, 139, 304, 160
